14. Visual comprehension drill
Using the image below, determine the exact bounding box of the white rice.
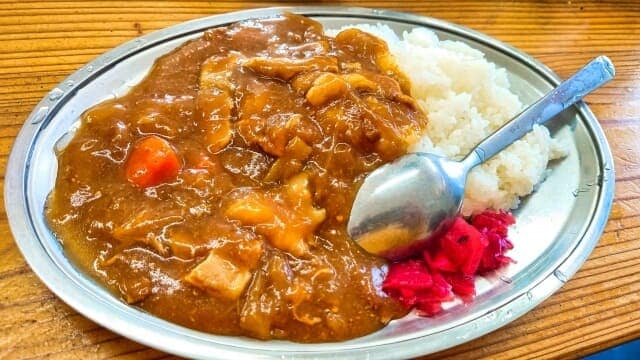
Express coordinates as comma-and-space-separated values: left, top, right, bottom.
328, 25, 569, 215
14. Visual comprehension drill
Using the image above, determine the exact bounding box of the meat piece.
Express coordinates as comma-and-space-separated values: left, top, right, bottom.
301, 72, 417, 108
184, 250, 256, 300
133, 95, 195, 138
239, 253, 291, 339
363, 95, 423, 158
197, 55, 238, 152
136, 113, 178, 138
335, 29, 388, 63
238, 268, 271, 339
243, 56, 338, 81
111, 210, 184, 255
305, 73, 348, 107
108, 262, 152, 304
218, 146, 272, 182
334, 28, 412, 94
164, 215, 263, 261
240, 250, 307, 338
340, 73, 378, 92
236, 74, 322, 156
100, 249, 157, 304
225, 173, 326, 257
234, 239, 264, 269
119, 276, 152, 304
263, 136, 313, 182
364, 73, 418, 109
274, 40, 331, 58
291, 71, 324, 95
236, 113, 303, 157
164, 229, 205, 260
289, 279, 322, 326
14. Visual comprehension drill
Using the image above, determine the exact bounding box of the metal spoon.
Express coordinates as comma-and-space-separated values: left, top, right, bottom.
348, 56, 615, 260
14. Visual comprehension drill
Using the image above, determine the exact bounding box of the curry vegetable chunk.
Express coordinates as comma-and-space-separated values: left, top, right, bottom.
46, 13, 427, 342
225, 173, 326, 257
185, 249, 257, 300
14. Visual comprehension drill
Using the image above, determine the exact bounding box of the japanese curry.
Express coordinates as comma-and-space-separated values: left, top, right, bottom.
46, 13, 427, 342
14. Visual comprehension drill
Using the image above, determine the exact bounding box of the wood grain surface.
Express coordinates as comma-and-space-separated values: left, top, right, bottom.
1, 1, 639, 359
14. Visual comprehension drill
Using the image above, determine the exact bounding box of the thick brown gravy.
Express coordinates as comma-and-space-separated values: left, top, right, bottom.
46, 13, 428, 342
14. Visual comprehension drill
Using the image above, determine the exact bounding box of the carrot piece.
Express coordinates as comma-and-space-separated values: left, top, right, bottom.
125, 135, 181, 188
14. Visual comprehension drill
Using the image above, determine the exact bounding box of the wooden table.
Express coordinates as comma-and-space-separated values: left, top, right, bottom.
1, 1, 638, 359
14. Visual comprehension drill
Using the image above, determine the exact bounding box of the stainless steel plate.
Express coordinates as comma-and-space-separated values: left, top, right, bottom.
5, 6, 614, 359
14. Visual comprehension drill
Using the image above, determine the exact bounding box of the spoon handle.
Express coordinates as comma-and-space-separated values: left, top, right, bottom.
461, 55, 615, 170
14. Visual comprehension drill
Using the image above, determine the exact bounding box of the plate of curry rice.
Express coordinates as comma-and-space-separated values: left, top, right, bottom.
5, 6, 613, 359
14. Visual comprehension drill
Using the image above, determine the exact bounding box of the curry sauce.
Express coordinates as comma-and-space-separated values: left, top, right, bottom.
46, 13, 428, 342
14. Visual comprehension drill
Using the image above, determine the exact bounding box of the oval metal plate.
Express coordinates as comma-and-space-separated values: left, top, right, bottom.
5, 6, 614, 359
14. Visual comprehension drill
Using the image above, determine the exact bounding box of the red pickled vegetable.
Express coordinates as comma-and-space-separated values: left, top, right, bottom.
425, 271, 454, 302
416, 301, 444, 316
445, 273, 476, 297
472, 210, 514, 236
382, 210, 515, 317
383, 260, 433, 308
383, 260, 433, 291
125, 135, 181, 188
439, 217, 487, 275
472, 211, 515, 273
383, 261, 453, 312
424, 251, 457, 273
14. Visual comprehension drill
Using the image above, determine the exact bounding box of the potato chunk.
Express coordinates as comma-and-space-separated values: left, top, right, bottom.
184, 251, 253, 300
225, 173, 325, 257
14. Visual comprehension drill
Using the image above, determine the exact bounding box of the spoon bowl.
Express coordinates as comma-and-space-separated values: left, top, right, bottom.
348, 153, 468, 259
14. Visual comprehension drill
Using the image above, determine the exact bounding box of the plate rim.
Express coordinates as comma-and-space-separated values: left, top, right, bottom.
4, 5, 615, 359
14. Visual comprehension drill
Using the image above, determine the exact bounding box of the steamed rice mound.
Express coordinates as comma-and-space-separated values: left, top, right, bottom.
328, 25, 569, 214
